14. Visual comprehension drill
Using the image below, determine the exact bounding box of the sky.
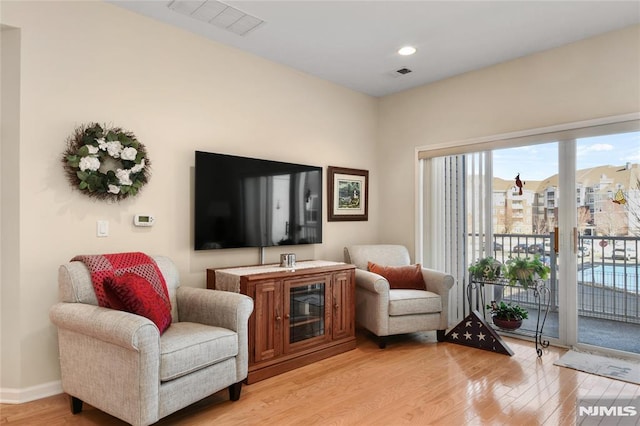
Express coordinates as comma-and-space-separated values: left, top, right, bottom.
492, 131, 640, 181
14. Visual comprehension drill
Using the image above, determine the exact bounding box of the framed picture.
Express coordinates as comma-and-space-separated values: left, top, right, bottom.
327, 166, 369, 221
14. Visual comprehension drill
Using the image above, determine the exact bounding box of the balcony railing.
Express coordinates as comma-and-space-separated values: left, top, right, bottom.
488, 233, 639, 325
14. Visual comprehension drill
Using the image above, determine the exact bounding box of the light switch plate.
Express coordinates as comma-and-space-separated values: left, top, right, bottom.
97, 220, 109, 237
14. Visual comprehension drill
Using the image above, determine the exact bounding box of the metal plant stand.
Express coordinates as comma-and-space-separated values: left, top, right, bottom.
467, 278, 551, 357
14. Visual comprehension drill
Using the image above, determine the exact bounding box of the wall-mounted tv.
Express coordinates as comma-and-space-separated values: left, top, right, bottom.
194, 151, 323, 250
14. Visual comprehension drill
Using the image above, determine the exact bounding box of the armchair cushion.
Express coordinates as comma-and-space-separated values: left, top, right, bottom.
367, 262, 425, 290
160, 322, 238, 382
388, 289, 442, 316
103, 273, 172, 334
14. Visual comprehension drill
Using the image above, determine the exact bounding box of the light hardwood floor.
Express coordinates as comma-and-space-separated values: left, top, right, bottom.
2, 330, 638, 425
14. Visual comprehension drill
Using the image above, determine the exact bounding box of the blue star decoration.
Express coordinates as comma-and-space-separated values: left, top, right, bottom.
445, 310, 514, 356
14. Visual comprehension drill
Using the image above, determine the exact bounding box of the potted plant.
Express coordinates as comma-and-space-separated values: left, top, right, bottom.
468, 256, 503, 281
504, 255, 550, 289
487, 300, 529, 330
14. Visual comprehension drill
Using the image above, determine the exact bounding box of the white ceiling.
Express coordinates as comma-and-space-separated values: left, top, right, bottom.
109, 1, 640, 97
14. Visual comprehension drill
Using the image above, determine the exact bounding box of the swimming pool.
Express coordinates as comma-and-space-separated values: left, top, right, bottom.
579, 264, 639, 291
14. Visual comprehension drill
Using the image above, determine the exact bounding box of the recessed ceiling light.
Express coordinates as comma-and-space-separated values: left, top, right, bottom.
398, 46, 417, 56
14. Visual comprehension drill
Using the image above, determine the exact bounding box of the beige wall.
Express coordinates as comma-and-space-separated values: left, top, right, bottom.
0, 1, 379, 393
377, 25, 640, 252
1, 25, 22, 394
2, 0, 639, 399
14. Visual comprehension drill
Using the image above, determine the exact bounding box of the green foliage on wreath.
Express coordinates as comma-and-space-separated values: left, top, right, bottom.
62, 123, 150, 201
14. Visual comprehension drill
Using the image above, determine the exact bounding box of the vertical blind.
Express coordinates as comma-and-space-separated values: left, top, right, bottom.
421, 152, 492, 325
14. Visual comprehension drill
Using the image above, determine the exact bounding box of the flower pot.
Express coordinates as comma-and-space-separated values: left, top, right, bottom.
515, 268, 534, 281
492, 316, 523, 330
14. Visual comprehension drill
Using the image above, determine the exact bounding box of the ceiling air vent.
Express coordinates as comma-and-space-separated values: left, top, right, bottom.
396, 68, 412, 75
168, 0, 264, 36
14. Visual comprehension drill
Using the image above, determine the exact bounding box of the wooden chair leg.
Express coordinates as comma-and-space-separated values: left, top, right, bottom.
228, 382, 243, 401
437, 329, 447, 342
70, 396, 83, 414
378, 336, 387, 349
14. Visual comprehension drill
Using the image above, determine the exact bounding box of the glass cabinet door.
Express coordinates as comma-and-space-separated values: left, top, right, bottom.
284, 276, 331, 351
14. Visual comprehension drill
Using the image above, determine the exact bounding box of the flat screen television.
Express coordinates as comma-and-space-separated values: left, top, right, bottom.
194, 151, 323, 250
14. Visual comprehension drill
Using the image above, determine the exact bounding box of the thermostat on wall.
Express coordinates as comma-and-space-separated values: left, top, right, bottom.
134, 214, 155, 227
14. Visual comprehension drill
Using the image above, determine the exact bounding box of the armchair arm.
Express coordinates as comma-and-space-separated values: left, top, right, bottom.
176, 287, 254, 332
421, 268, 454, 298
421, 268, 454, 330
50, 302, 159, 350
49, 303, 160, 426
176, 287, 254, 382
353, 269, 391, 336
354, 269, 390, 294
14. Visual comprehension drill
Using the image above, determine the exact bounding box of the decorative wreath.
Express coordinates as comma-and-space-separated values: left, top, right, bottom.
62, 123, 151, 201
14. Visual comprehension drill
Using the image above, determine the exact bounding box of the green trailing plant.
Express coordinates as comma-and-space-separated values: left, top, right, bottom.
487, 300, 529, 321
468, 256, 503, 281
504, 255, 550, 289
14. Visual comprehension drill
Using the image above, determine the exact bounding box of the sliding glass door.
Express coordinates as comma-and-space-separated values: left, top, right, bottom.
491, 142, 560, 341
418, 118, 639, 355
574, 132, 640, 354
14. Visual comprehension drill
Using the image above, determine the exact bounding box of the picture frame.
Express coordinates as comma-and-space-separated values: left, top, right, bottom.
327, 166, 369, 221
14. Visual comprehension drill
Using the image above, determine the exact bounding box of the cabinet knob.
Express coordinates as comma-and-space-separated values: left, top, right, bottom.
285, 313, 290, 319
276, 316, 282, 321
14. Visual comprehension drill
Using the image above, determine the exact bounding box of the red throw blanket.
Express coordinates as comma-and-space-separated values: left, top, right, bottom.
72, 252, 170, 310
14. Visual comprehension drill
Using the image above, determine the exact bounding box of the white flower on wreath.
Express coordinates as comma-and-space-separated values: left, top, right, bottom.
121, 147, 137, 161
108, 184, 121, 194
105, 141, 122, 158
97, 138, 107, 150
79, 156, 100, 172
115, 169, 132, 186
84, 144, 99, 155
131, 159, 146, 173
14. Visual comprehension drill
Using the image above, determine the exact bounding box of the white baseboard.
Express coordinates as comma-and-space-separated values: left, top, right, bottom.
0, 380, 62, 404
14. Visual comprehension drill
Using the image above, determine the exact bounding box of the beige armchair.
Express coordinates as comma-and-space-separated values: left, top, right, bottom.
49, 256, 254, 426
344, 245, 454, 348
